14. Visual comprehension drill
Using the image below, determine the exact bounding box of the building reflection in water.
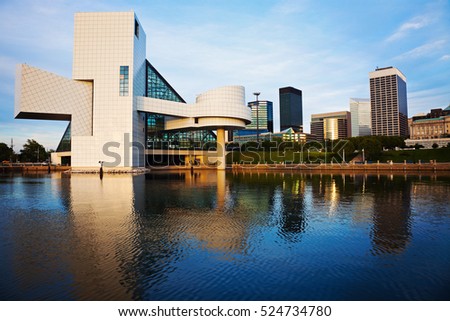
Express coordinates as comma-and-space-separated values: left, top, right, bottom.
68, 174, 139, 300
277, 174, 307, 242
349, 174, 374, 224
369, 175, 412, 256
8, 171, 443, 300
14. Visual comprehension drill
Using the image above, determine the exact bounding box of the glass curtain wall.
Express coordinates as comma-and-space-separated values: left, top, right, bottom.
145, 61, 216, 150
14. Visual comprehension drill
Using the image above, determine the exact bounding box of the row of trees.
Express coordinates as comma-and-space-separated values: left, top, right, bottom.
0, 139, 50, 163
227, 136, 408, 161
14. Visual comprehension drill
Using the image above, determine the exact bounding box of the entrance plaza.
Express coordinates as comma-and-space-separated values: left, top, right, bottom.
15, 12, 251, 170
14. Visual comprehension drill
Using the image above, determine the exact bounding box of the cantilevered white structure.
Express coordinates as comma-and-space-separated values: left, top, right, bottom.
15, 12, 251, 170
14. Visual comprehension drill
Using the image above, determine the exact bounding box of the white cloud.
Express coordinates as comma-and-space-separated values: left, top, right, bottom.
440, 54, 450, 61
386, 14, 433, 42
407, 86, 450, 116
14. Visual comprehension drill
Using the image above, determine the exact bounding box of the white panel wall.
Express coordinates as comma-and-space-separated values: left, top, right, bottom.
15, 64, 92, 136
132, 15, 147, 167
136, 86, 252, 128
73, 12, 137, 168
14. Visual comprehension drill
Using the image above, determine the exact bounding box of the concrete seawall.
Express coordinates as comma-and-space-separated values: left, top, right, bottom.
0, 165, 71, 173
230, 162, 450, 173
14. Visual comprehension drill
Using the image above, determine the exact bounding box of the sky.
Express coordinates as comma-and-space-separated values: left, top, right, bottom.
0, 0, 449, 151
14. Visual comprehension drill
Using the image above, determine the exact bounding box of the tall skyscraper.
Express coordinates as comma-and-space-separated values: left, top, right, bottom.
310, 111, 351, 141
279, 87, 303, 132
369, 67, 408, 137
350, 98, 371, 137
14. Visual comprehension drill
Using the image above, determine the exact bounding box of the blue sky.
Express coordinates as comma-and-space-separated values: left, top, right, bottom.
1, 0, 449, 151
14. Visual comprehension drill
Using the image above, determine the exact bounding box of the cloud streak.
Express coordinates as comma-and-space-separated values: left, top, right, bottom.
394, 40, 447, 60
386, 14, 433, 42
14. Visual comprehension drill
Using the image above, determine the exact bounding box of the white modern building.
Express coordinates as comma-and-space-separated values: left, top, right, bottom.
15, 11, 251, 170
350, 98, 371, 137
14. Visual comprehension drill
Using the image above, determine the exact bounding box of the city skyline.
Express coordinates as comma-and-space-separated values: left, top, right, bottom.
1, 0, 449, 150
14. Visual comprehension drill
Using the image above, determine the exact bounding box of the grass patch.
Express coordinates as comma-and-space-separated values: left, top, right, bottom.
227, 148, 450, 164
227, 151, 338, 164
378, 148, 450, 163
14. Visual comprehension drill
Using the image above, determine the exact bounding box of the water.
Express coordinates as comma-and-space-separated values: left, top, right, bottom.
0, 171, 449, 300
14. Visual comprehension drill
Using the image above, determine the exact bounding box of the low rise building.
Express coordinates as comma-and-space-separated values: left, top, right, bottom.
409, 106, 450, 139
310, 111, 351, 141
405, 105, 450, 148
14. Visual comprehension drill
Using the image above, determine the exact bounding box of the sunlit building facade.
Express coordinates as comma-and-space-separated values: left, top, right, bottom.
233, 100, 273, 141
405, 106, 450, 148
369, 66, 408, 137
310, 111, 351, 141
350, 98, 371, 137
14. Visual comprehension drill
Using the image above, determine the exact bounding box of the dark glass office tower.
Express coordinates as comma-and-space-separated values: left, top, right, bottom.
279, 86, 303, 132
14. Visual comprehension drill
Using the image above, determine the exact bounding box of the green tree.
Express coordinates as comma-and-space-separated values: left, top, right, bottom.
432, 143, 439, 149
0, 142, 13, 162
360, 137, 382, 160
377, 135, 405, 149
342, 140, 356, 159
19, 139, 48, 162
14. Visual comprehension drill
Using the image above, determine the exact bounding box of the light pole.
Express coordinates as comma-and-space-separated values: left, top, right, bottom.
362, 148, 365, 163
99, 160, 104, 178
253, 92, 260, 142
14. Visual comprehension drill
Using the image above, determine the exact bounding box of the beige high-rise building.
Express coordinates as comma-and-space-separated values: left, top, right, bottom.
369, 67, 408, 137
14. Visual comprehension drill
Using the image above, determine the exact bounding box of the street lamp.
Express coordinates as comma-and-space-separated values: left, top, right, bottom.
253, 92, 260, 142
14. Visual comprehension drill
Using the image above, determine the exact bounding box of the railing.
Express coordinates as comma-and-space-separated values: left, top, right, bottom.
0, 162, 51, 167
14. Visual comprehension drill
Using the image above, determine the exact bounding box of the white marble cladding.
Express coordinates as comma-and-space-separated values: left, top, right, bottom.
136, 85, 252, 127
71, 11, 144, 167
15, 64, 93, 136
165, 117, 247, 131
132, 14, 148, 167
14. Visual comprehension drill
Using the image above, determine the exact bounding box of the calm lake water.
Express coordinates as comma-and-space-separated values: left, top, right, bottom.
0, 171, 449, 300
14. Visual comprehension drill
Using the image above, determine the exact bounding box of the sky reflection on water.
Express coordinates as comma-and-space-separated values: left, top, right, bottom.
0, 171, 449, 300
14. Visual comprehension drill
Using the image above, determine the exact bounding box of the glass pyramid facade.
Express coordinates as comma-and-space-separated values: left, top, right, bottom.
56, 122, 71, 152
145, 61, 216, 150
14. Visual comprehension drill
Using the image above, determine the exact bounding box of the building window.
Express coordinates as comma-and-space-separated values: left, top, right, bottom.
119, 66, 129, 96
135, 20, 139, 38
